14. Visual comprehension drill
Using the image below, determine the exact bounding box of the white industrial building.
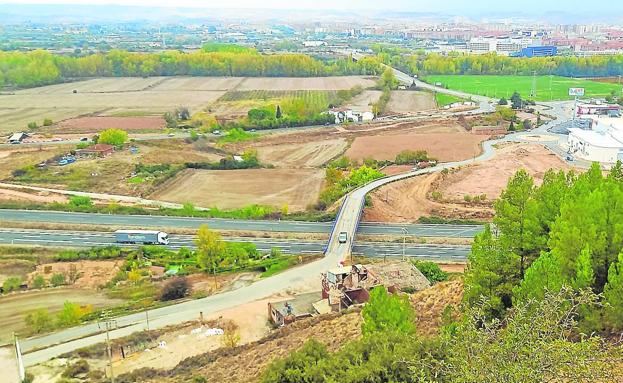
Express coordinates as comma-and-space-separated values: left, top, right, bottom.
568, 117, 623, 163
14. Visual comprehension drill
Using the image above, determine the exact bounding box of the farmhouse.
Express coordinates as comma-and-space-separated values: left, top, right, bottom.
568, 117, 623, 163
76, 143, 115, 158
329, 108, 374, 124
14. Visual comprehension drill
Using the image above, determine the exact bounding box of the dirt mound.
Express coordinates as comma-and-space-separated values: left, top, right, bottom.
364, 173, 492, 223
437, 143, 570, 202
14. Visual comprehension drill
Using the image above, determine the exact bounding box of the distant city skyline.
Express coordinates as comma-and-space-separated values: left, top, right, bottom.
1, 0, 623, 14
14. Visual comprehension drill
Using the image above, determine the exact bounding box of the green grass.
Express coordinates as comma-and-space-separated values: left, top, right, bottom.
425, 75, 622, 102
434, 92, 465, 107
217, 128, 258, 144
128, 176, 145, 184
218, 90, 337, 103
260, 258, 299, 278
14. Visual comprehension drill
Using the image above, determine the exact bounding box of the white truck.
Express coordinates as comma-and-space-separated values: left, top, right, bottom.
114, 230, 169, 245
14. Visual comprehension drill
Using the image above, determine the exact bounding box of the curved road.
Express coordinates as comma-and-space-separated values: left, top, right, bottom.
18, 65, 574, 366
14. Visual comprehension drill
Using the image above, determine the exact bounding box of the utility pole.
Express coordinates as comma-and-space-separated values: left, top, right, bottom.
145, 310, 150, 331
102, 310, 115, 383
401, 228, 408, 261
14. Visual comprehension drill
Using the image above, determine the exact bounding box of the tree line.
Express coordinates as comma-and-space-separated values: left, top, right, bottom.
0, 48, 383, 88
465, 162, 623, 332
388, 52, 623, 77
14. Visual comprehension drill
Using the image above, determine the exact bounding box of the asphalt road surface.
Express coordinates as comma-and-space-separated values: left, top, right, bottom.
0, 209, 483, 238
0, 228, 469, 261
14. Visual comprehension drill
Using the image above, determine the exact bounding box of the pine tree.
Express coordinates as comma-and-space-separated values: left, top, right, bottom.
361, 286, 415, 335
604, 251, 623, 330
275, 105, 282, 119
513, 251, 566, 302
573, 245, 595, 290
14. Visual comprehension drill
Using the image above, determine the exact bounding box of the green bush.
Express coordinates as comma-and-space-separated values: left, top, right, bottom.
50, 273, 66, 287
25, 308, 54, 334
68, 195, 93, 208
27, 121, 38, 129
2, 276, 22, 293
32, 275, 46, 289
43, 118, 53, 126
412, 261, 449, 283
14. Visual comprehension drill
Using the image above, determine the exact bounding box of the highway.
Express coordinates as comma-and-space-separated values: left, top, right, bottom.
0, 209, 483, 238
0, 228, 470, 261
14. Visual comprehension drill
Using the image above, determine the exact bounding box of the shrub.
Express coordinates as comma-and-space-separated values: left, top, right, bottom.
51, 273, 66, 287
57, 302, 92, 327
27, 121, 38, 129
32, 275, 46, 289
62, 359, 90, 378
412, 261, 448, 283
430, 191, 443, 201
2, 276, 22, 293
159, 277, 190, 301
463, 194, 472, 203
68, 195, 93, 208
25, 309, 55, 333
43, 118, 53, 126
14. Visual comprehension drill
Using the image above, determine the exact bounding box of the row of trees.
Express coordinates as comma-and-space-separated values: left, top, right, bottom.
0, 49, 382, 88
389, 51, 623, 77
465, 162, 623, 331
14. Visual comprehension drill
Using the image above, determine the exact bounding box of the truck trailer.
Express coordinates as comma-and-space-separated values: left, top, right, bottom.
114, 230, 169, 245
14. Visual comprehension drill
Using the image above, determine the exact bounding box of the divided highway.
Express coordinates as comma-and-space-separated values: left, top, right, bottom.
0, 228, 470, 261
0, 209, 483, 238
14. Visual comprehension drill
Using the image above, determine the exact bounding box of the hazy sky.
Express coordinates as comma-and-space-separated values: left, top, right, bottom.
2, 0, 623, 13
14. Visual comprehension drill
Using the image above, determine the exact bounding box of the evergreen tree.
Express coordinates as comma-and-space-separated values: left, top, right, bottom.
513, 252, 566, 302
604, 251, 623, 330
361, 286, 415, 335
275, 105, 282, 119
494, 169, 536, 279
573, 245, 595, 290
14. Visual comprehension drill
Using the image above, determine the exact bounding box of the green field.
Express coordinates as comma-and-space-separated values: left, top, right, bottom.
425, 75, 622, 102
434, 92, 465, 107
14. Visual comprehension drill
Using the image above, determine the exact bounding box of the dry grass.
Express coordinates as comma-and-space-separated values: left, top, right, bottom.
236, 76, 376, 91
387, 91, 436, 114
410, 279, 464, 337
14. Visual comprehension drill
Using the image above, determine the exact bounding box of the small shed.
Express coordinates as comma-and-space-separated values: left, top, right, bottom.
268, 292, 318, 326
7, 132, 28, 144
76, 144, 115, 158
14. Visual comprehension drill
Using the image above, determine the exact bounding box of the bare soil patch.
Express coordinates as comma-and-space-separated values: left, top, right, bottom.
51, 116, 165, 134
151, 168, 324, 211
343, 90, 382, 113
346, 133, 486, 162
364, 173, 491, 223
27, 260, 123, 289
436, 143, 570, 202
236, 76, 377, 91
255, 138, 347, 168
387, 90, 436, 114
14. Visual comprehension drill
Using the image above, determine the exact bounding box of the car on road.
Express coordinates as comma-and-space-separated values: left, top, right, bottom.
338, 231, 347, 244
565, 155, 574, 162
79, 137, 89, 142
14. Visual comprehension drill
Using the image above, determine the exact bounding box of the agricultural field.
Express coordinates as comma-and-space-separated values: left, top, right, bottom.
254, 139, 347, 168
0, 76, 378, 135
434, 93, 466, 107
346, 132, 486, 162
425, 75, 623, 102
386, 91, 436, 113
50, 116, 165, 134
235, 76, 376, 91
150, 168, 325, 211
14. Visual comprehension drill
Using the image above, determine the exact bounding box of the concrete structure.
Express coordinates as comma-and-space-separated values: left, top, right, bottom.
268, 292, 317, 326
467, 36, 539, 55
568, 117, 623, 163
329, 109, 374, 124
576, 102, 621, 118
